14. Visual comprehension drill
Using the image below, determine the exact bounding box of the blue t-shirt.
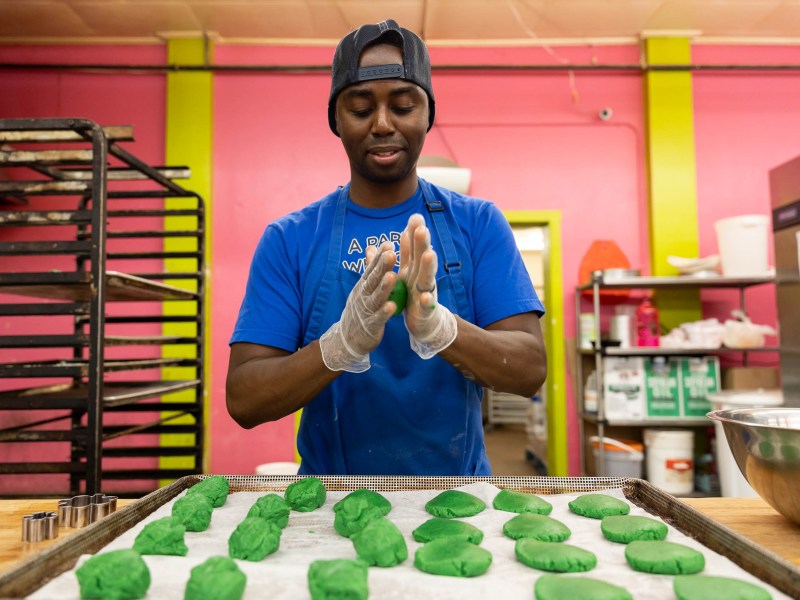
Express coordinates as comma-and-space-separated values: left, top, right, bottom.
231, 180, 544, 475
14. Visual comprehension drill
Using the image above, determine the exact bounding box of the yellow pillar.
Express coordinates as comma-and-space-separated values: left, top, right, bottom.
644, 37, 702, 329
161, 37, 213, 478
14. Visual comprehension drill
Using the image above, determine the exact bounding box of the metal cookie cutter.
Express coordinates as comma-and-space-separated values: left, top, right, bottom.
58, 493, 118, 528
22, 512, 59, 542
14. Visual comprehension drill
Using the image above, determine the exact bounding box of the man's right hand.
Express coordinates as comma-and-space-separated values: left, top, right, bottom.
319, 241, 398, 372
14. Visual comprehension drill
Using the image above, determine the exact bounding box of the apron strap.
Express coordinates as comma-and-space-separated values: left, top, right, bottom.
421, 181, 470, 317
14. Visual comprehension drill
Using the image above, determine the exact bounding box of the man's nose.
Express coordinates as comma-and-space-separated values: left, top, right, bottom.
371, 105, 395, 135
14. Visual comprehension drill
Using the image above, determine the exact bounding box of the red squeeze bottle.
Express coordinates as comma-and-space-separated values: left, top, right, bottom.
636, 299, 660, 347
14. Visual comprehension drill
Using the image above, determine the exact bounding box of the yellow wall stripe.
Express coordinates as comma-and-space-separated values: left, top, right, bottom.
644, 37, 701, 329
161, 38, 213, 480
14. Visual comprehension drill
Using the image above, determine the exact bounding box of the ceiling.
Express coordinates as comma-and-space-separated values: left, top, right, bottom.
1, 0, 800, 44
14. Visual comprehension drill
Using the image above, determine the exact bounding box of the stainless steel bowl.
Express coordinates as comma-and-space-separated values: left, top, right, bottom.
707, 407, 800, 525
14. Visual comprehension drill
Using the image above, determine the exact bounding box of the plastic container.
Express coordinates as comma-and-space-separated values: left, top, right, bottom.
707, 389, 784, 497
643, 429, 695, 495
590, 437, 644, 478
255, 461, 300, 475
635, 298, 660, 347
714, 214, 770, 277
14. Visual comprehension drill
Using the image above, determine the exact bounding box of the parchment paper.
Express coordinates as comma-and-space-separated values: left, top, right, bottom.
29, 482, 789, 599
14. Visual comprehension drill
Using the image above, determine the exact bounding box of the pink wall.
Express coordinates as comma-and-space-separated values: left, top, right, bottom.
2, 41, 798, 484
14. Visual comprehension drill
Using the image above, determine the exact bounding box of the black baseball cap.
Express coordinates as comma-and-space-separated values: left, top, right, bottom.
328, 19, 435, 136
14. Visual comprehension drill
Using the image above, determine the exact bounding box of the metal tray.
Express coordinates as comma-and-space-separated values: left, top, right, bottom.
1, 476, 798, 599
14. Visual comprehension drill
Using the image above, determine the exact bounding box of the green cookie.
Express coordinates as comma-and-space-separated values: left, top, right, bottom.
188, 475, 229, 508
412, 518, 484, 544
534, 574, 633, 600
184, 556, 246, 600
333, 488, 391, 515
172, 492, 213, 532
493, 489, 553, 515
625, 540, 705, 575
228, 516, 282, 562
246, 493, 291, 528
351, 517, 408, 567
600, 515, 668, 543
515, 538, 597, 572
75, 549, 151, 600
503, 513, 571, 542
334, 495, 385, 538
285, 477, 326, 512
389, 279, 407, 316
133, 516, 188, 556
414, 539, 492, 577
425, 490, 486, 518
308, 559, 368, 600
568, 494, 630, 519
673, 575, 771, 600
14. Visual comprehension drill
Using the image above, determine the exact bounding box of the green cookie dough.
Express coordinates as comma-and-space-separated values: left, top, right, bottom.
308, 559, 368, 600
284, 477, 326, 512
503, 513, 571, 542
228, 516, 282, 562
425, 490, 486, 518
75, 549, 151, 600
568, 494, 630, 519
132, 516, 188, 556
414, 538, 492, 577
515, 539, 597, 572
625, 540, 705, 575
334, 495, 385, 538
493, 489, 553, 515
333, 488, 391, 516
534, 574, 633, 600
412, 518, 484, 544
172, 492, 213, 532
184, 556, 246, 600
673, 575, 772, 600
246, 493, 291, 528
389, 279, 407, 316
351, 517, 408, 567
600, 515, 668, 543
188, 475, 229, 508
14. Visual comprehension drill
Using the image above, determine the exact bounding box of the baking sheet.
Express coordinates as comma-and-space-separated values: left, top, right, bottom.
23, 479, 795, 600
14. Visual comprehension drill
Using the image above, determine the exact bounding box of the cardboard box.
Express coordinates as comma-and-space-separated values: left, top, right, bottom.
645, 357, 681, 417
722, 366, 780, 390
680, 356, 720, 417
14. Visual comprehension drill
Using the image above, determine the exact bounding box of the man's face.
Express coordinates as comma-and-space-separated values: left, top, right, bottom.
335, 43, 429, 185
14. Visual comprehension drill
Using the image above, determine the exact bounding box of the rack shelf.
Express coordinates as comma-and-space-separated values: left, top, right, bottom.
0, 117, 206, 496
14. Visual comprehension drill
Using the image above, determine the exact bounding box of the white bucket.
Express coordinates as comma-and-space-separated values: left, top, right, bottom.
708, 389, 784, 497
255, 461, 300, 475
714, 215, 770, 277
590, 436, 644, 478
644, 429, 694, 495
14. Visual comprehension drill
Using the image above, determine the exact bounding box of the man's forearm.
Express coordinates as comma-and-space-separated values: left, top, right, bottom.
438, 315, 547, 397
226, 341, 340, 429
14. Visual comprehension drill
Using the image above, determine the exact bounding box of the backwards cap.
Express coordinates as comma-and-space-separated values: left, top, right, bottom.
328, 19, 435, 136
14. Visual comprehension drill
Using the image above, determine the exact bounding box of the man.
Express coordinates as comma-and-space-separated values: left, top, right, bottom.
227, 19, 546, 476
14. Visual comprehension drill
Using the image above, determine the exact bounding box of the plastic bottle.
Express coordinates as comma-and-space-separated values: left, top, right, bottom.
636, 298, 660, 347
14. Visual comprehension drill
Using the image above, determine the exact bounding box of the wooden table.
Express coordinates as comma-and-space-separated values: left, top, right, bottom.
1, 497, 798, 580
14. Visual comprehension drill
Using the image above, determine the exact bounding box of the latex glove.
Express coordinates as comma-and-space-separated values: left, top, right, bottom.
399, 213, 458, 359
319, 242, 397, 372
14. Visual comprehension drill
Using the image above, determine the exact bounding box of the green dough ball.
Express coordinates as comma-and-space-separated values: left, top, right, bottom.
673, 575, 772, 600
568, 494, 630, 519
515, 539, 597, 572
172, 493, 213, 532
601, 515, 668, 543
187, 476, 230, 508
412, 518, 484, 544
333, 495, 385, 538
493, 489, 553, 515
184, 556, 246, 600
132, 516, 188, 556
351, 517, 408, 567
425, 490, 486, 518
625, 540, 705, 575
502, 513, 571, 542
333, 488, 391, 516
75, 549, 151, 600
246, 494, 291, 528
414, 538, 492, 577
308, 559, 368, 600
285, 477, 326, 512
228, 516, 282, 562
389, 279, 407, 316
534, 574, 633, 600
